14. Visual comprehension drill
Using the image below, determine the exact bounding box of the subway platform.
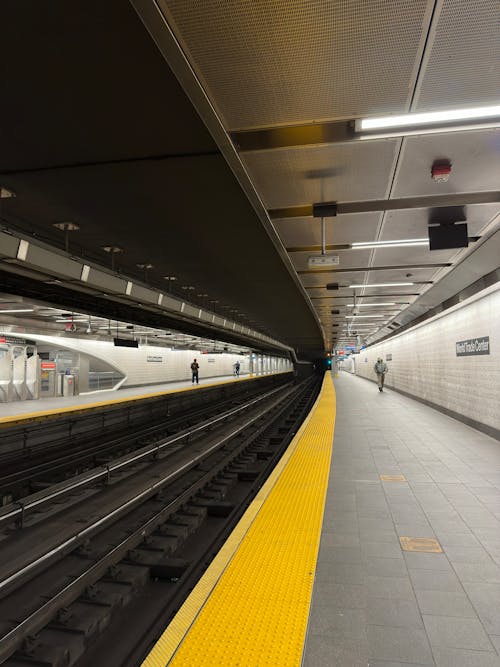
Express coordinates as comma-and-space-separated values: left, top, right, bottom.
0, 373, 253, 424
143, 371, 500, 667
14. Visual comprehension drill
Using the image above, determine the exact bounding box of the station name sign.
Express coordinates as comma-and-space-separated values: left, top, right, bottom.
455, 336, 490, 357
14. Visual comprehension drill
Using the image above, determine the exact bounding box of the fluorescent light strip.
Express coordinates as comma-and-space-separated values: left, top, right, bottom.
0, 308, 34, 314
55, 318, 89, 322
349, 282, 414, 288
345, 314, 386, 318
357, 105, 500, 131
346, 302, 396, 307
352, 238, 427, 249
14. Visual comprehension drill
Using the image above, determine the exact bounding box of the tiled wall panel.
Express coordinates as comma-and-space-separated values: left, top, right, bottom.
350, 288, 500, 432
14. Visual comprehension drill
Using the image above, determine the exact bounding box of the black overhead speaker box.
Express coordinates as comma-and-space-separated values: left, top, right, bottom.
114, 337, 138, 348
326, 282, 339, 290
331, 309, 340, 315
428, 223, 468, 250
313, 202, 337, 218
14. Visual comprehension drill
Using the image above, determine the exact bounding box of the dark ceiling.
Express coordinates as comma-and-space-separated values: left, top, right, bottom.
0, 1, 323, 357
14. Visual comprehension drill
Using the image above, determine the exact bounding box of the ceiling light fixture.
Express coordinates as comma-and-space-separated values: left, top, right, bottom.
0, 308, 35, 314
349, 282, 414, 288
352, 239, 428, 249
355, 104, 500, 138
346, 302, 397, 307
345, 314, 386, 318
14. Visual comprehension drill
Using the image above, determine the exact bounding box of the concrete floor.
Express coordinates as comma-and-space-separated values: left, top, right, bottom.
303, 371, 500, 667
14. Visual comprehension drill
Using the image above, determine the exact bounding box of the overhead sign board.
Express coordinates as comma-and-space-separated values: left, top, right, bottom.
308, 255, 340, 268
456, 336, 490, 356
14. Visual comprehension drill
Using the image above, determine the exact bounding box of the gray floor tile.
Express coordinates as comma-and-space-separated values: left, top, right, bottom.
366, 575, 415, 600
364, 557, 408, 577
302, 634, 369, 667
366, 597, 424, 628
367, 625, 434, 664
423, 615, 494, 651
314, 561, 365, 585
359, 529, 400, 543
415, 590, 476, 618
321, 532, 361, 548
307, 606, 366, 638
432, 647, 500, 666
312, 582, 367, 609
362, 541, 404, 559
461, 583, 500, 635
452, 562, 500, 584
435, 532, 481, 548
409, 568, 463, 592
404, 552, 453, 571
489, 635, 500, 654
367, 662, 432, 667
444, 546, 495, 564
317, 546, 363, 564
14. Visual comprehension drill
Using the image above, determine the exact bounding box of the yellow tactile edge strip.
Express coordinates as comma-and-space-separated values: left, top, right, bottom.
0, 371, 292, 428
142, 372, 336, 667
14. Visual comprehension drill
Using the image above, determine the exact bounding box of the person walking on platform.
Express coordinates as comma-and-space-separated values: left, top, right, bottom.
191, 358, 199, 385
234, 361, 240, 377
374, 357, 388, 392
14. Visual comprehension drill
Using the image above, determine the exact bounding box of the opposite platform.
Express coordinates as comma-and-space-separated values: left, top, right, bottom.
142, 372, 336, 667
0, 372, 289, 427
303, 371, 500, 667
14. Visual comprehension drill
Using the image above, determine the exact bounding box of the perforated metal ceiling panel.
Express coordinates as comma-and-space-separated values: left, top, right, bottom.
393, 129, 500, 197
241, 140, 398, 208
275, 213, 382, 246
415, 0, 500, 111
380, 204, 500, 240
371, 246, 458, 267
164, 0, 432, 130
366, 267, 444, 284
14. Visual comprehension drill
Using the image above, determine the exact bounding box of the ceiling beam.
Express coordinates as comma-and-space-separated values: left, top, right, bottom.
270, 191, 500, 220
232, 120, 351, 152
298, 264, 451, 275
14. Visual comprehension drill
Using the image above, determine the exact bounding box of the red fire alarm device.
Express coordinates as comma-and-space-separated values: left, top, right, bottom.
431, 160, 452, 182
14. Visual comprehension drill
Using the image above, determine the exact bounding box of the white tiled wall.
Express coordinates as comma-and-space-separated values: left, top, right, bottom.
22, 334, 292, 388
351, 286, 500, 433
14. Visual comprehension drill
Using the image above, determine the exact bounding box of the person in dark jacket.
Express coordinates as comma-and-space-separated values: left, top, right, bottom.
191, 358, 199, 385
374, 358, 388, 392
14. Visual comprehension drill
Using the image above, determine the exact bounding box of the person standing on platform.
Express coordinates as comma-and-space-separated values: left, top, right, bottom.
374, 357, 388, 392
191, 358, 199, 385
234, 361, 240, 377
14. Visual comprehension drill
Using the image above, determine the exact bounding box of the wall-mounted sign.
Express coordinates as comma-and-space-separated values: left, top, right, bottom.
147, 355, 163, 363
386, 354, 392, 361
456, 336, 490, 357
40, 362, 56, 369
0, 335, 35, 346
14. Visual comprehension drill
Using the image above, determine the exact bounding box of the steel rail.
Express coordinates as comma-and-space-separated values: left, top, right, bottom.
0, 380, 303, 662
0, 383, 289, 528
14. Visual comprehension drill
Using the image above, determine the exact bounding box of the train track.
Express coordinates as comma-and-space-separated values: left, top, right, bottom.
0, 377, 283, 502
0, 376, 320, 666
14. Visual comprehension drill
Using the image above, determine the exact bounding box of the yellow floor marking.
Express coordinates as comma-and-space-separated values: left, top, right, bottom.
380, 474, 407, 482
142, 373, 336, 667
0, 372, 291, 428
400, 537, 443, 553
